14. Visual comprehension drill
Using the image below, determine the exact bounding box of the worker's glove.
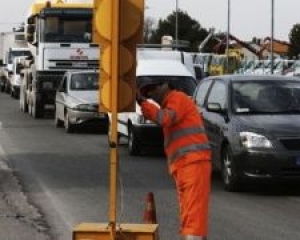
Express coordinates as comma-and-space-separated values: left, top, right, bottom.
136, 89, 146, 105
141, 101, 154, 120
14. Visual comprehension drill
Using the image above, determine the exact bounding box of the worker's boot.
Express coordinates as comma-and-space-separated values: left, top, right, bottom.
181, 235, 207, 240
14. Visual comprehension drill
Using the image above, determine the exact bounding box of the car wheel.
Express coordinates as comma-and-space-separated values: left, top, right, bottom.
64, 111, 74, 133
128, 125, 140, 156
221, 145, 240, 192
55, 110, 64, 128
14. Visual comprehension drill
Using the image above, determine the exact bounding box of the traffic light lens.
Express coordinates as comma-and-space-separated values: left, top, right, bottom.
95, 0, 112, 40
102, 46, 112, 76
120, 0, 143, 41
120, 46, 133, 75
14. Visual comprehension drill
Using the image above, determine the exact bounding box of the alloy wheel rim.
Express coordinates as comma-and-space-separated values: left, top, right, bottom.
223, 152, 232, 184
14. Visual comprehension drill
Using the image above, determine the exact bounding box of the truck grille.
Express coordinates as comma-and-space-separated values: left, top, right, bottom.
48, 60, 99, 70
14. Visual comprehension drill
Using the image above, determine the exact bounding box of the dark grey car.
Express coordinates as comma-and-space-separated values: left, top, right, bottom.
193, 74, 300, 191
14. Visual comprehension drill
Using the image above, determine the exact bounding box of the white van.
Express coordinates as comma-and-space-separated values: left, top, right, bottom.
9, 56, 26, 98
116, 51, 197, 156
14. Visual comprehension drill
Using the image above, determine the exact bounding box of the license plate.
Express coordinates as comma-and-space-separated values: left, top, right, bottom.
296, 156, 300, 166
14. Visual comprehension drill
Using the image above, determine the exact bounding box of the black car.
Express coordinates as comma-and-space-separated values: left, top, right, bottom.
193, 74, 300, 191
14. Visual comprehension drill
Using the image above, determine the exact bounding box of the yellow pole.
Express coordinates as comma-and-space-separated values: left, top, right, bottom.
109, 0, 120, 239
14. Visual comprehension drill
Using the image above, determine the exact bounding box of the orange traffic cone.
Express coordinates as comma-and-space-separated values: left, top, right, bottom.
143, 192, 157, 224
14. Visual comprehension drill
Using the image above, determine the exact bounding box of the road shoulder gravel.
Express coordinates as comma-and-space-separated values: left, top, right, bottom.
0, 144, 51, 240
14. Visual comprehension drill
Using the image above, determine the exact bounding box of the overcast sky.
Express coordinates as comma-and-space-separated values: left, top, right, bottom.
1, 0, 299, 42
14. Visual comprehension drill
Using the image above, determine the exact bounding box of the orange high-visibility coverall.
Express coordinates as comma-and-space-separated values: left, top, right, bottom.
141, 90, 212, 237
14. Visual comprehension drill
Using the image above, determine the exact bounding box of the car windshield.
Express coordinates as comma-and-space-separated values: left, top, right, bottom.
70, 73, 98, 90
232, 80, 300, 114
137, 76, 197, 96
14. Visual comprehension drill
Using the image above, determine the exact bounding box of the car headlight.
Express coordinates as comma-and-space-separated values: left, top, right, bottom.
239, 132, 273, 148
73, 104, 97, 112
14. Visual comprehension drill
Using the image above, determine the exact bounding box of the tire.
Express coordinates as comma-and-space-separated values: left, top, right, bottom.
0, 81, 4, 92
4, 82, 10, 94
32, 97, 43, 119
20, 91, 28, 113
28, 100, 32, 116
221, 145, 241, 192
10, 89, 15, 98
55, 110, 63, 128
128, 125, 140, 156
64, 111, 74, 133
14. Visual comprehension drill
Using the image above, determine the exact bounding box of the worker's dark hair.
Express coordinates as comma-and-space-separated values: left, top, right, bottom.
168, 82, 175, 90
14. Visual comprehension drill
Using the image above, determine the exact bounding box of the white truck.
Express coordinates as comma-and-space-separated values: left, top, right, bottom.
19, 1, 99, 118
116, 49, 197, 156
0, 31, 29, 92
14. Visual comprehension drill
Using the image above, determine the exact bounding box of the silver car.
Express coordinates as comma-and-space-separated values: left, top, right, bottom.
55, 70, 108, 133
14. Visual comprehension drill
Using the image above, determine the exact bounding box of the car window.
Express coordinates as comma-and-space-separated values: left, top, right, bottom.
232, 80, 300, 113
70, 73, 99, 91
194, 79, 212, 106
207, 80, 227, 109
58, 76, 67, 92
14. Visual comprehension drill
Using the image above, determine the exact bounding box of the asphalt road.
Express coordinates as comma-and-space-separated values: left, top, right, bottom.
0, 92, 300, 240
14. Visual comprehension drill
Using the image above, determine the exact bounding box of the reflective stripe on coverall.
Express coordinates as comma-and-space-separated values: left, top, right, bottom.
141, 90, 212, 237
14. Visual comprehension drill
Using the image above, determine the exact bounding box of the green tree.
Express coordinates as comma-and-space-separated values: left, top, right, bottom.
288, 23, 300, 59
149, 10, 212, 52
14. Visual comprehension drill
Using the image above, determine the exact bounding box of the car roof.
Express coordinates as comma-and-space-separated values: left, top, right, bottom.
205, 74, 300, 83
137, 59, 194, 77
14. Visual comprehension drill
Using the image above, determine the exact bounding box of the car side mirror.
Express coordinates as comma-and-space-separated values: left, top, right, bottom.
207, 102, 226, 114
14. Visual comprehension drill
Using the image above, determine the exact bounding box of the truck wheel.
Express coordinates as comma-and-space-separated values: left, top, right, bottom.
20, 92, 28, 113
0, 83, 4, 92
64, 111, 74, 133
32, 98, 43, 119
4, 82, 10, 94
128, 125, 140, 156
11, 89, 15, 99
28, 101, 32, 115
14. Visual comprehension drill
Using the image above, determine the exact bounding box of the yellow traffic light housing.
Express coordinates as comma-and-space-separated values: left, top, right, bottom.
93, 0, 144, 112
75, 1, 159, 240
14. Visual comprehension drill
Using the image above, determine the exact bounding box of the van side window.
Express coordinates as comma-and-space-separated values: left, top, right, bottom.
58, 76, 67, 92
207, 81, 226, 109
195, 80, 212, 107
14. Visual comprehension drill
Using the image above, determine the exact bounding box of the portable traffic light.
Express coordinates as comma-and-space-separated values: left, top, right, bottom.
93, 0, 144, 112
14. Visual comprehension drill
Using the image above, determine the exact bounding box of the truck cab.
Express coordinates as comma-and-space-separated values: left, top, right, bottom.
20, 1, 99, 118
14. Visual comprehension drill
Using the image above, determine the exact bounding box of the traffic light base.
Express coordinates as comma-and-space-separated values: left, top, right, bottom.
73, 223, 159, 240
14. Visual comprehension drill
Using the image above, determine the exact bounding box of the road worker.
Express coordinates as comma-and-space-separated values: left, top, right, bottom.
137, 80, 212, 240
